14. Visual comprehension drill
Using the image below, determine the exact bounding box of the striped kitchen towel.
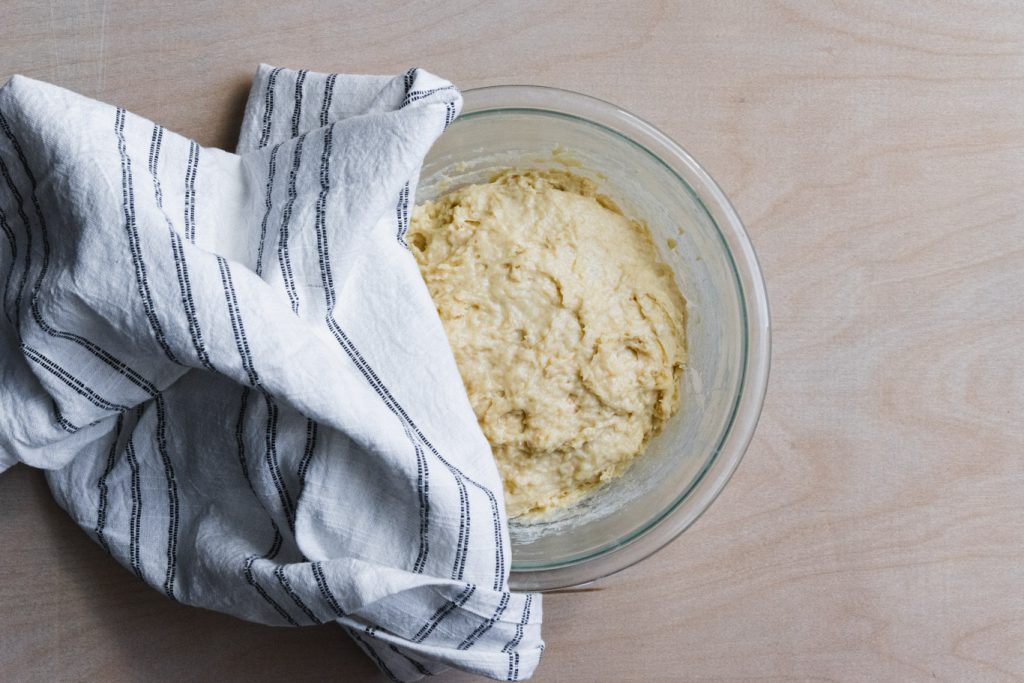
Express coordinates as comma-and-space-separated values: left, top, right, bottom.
0, 65, 542, 681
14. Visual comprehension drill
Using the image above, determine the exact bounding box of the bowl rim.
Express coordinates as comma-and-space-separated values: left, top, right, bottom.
440, 85, 771, 591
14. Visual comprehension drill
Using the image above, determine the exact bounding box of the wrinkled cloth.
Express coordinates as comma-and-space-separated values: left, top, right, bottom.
0, 65, 542, 681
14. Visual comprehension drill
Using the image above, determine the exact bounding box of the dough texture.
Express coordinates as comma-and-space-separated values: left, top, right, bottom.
409, 170, 687, 517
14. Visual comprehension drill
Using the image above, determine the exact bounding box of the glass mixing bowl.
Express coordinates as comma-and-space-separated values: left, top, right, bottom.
416, 85, 770, 591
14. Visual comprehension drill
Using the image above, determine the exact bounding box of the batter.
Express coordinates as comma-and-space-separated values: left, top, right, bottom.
409, 170, 687, 517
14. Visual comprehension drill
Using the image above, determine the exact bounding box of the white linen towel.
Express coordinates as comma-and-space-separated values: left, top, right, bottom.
0, 65, 542, 681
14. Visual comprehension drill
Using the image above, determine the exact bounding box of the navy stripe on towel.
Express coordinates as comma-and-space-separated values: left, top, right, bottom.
244, 556, 299, 626
297, 419, 318, 490
458, 591, 510, 651
22, 344, 128, 413
0, 158, 29, 332
95, 413, 125, 554
503, 593, 533, 680
257, 67, 283, 149
183, 140, 199, 243
0, 202, 18, 325
154, 396, 180, 601
311, 560, 345, 618
277, 133, 306, 314
255, 143, 281, 277
114, 108, 181, 365
275, 564, 322, 625
125, 425, 144, 581
411, 583, 476, 644
291, 69, 308, 137
320, 74, 337, 128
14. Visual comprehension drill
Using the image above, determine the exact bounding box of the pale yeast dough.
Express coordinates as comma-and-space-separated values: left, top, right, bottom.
409, 170, 687, 517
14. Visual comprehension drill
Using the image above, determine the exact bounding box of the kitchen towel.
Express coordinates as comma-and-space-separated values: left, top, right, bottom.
0, 65, 542, 681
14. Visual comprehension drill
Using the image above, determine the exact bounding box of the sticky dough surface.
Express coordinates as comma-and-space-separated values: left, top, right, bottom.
409, 170, 687, 517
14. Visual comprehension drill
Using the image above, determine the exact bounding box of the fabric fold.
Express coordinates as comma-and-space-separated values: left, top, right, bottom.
0, 65, 542, 681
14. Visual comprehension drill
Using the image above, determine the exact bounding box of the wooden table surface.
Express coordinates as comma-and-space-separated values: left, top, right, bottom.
2, 1, 1022, 681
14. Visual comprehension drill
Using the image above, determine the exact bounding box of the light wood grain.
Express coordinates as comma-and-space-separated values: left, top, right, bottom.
1, 1, 1022, 681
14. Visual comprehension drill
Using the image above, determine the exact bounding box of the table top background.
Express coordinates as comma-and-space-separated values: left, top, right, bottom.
1, 1, 1022, 681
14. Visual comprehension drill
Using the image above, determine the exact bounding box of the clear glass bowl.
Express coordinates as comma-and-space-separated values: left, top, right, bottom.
416, 85, 770, 591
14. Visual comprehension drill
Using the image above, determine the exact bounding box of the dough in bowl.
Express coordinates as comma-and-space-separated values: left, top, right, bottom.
409, 170, 687, 517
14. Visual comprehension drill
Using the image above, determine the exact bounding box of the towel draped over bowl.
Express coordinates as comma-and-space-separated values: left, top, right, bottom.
0, 64, 542, 682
